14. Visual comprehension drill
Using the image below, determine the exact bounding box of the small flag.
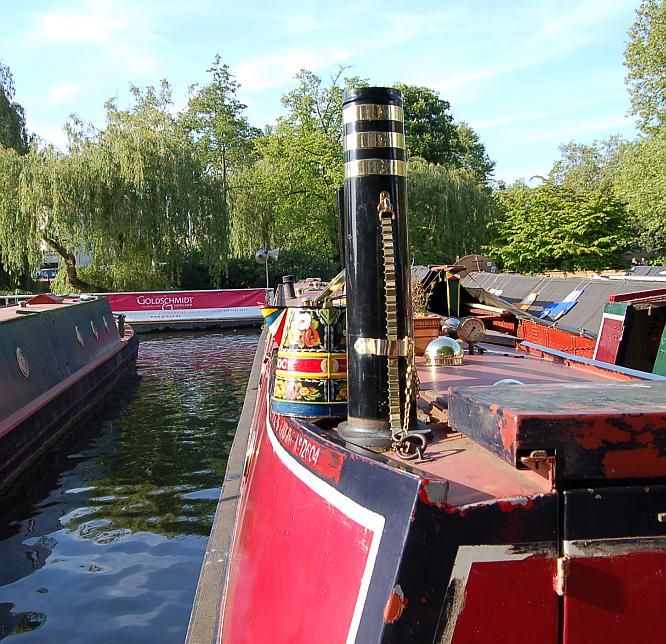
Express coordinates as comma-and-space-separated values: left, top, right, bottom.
260, 307, 288, 346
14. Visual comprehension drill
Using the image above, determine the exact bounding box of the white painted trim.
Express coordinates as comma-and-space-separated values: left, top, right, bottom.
593, 313, 626, 359
265, 412, 386, 644
600, 313, 627, 322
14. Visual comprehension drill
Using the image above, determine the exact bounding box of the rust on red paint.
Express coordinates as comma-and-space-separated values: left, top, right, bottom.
418, 478, 450, 509
383, 584, 408, 624
568, 417, 636, 450
497, 413, 517, 453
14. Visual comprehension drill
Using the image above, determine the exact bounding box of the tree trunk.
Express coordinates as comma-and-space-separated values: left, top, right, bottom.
42, 236, 102, 292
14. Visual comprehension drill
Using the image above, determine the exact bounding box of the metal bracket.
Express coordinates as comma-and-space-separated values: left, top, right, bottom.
354, 337, 413, 357
519, 449, 556, 484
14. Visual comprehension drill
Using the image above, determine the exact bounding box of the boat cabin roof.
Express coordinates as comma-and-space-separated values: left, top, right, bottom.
0, 295, 91, 323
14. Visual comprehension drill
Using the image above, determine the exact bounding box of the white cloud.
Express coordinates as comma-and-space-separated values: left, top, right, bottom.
24, 0, 160, 74
237, 48, 350, 92
48, 82, 82, 105
414, 0, 635, 100
27, 2, 131, 45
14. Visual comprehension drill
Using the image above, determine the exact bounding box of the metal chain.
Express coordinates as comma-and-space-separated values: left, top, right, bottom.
377, 192, 403, 439
377, 191, 419, 445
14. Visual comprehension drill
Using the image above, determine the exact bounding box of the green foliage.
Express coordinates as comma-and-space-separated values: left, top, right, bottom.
455, 122, 495, 183
222, 251, 339, 289
408, 157, 497, 264
0, 82, 226, 292
394, 85, 494, 184
488, 184, 632, 273
549, 137, 625, 192
0, 60, 499, 289
180, 54, 260, 228
230, 69, 357, 263
615, 130, 666, 255
395, 84, 458, 166
625, 0, 666, 133
0, 62, 29, 153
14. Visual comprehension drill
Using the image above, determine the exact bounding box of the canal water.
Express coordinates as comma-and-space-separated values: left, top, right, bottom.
0, 329, 260, 643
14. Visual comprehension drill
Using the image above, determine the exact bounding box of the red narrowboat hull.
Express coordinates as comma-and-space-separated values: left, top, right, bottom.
188, 324, 666, 643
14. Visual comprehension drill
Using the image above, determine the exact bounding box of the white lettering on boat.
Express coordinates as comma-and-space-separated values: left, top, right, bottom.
276, 422, 320, 467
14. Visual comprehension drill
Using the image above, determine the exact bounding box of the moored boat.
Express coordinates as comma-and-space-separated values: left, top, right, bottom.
0, 294, 139, 492
188, 87, 666, 643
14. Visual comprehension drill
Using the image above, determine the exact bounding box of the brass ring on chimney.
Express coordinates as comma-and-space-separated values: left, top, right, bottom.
344, 159, 407, 178
344, 131, 406, 151
343, 104, 404, 124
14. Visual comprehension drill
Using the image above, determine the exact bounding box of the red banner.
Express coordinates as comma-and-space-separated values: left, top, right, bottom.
102, 289, 267, 312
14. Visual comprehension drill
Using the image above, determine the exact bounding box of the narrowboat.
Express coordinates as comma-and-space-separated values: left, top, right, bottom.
187, 88, 666, 643
0, 294, 139, 492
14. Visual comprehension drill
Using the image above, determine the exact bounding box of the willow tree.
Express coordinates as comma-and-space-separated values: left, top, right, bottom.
0, 82, 226, 292
79, 82, 226, 291
407, 157, 497, 264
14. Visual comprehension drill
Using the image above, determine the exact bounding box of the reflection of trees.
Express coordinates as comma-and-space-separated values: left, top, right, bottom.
63, 331, 259, 541
0, 603, 46, 640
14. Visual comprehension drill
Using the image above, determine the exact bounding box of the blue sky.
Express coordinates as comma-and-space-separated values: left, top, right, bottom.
1, 0, 641, 183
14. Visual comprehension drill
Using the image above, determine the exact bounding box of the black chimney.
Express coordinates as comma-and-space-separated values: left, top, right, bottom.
337, 87, 415, 451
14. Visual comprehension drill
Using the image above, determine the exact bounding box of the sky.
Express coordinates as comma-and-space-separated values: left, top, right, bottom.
1, 0, 642, 183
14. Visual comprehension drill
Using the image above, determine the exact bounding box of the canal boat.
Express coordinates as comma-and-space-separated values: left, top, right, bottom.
101, 288, 269, 332
459, 269, 666, 370
0, 294, 139, 492
188, 88, 666, 643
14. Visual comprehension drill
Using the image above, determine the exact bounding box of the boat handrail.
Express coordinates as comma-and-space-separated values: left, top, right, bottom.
0, 294, 35, 308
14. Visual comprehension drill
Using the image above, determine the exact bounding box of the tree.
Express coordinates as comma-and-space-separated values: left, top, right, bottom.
617, 0, 666, 258
181, 55, 260, 209
394, 85, 494, 184
625, 0, 666, 133
231, 69, 359, 263
0, 62, 29, 153
408, 157, 497, 264
487, 183, 632, 273
394, 83, 459, 166
0, 82, 226, 292
455, 122, 495, 183
549, 137, 624, 192
615, 130, 666, 257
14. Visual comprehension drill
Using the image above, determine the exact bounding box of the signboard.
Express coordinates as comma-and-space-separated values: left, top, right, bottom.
102, 289, 268, 323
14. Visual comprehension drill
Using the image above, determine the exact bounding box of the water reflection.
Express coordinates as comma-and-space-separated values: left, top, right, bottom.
0, 329, 259, 643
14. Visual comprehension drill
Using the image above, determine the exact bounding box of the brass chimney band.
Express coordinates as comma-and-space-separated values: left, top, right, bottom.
343, 131, 406, 151
343, 103, 404, 124
344, 159, 408, 178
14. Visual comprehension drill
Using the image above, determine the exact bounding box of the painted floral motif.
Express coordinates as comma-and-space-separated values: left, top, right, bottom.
274, 377, 325, 402
284, 309, 322, 351
334, 381, 348, 402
